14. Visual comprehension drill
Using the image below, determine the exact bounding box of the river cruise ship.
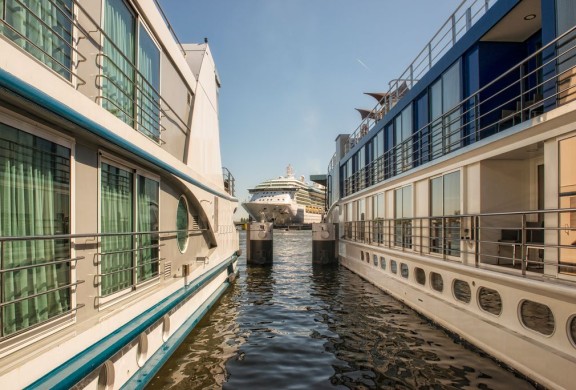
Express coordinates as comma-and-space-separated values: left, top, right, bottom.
324, 0, 576, 388
0, 0, 239, 388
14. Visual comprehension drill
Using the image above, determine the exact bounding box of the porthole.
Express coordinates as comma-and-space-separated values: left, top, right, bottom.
520, 300, 555, 336
400, 263, 409, 278
136, 333, 148, 367
478, 287, 502, 316
431, 272, 443, 292
97, 360, 115, 390
162, 314, 171, 341
373, 254, 378, 266
176, 196, 189, 253
380, 256, 386, 270
453, 279, 471, 303
569, 316, 576, 348
390, 260, 397, 274
361, 251, 364, 261
366, 252, 370, 263
415, 268, 426, 285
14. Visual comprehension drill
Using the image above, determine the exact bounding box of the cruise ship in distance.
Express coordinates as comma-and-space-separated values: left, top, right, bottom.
323, 0, 576, 389
242, 165, 325, 225
0, 0, 239, 388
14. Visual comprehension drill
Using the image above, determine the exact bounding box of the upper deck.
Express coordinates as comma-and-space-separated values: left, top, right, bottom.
330, 0, 575, 203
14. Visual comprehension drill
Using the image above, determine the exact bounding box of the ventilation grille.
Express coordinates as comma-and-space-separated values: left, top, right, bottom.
164, 261, 172, 279
192, 215, 200, 230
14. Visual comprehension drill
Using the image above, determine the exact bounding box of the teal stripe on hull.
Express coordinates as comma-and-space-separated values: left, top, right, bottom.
122, 281, 231, 389
25, 256, 237, 390
0, 68, 237, 202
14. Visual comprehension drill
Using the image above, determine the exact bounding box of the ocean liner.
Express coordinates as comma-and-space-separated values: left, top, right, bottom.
242, 165, 325, 225
324, 0, 576, 388
0, 0, 239, 388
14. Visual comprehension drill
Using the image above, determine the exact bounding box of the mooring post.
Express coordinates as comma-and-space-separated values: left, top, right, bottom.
312, 223, 337, 265
247, 222, 274, 265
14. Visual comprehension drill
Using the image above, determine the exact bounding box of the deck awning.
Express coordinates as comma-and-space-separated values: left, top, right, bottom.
355, 108, 377, 119
364, 92, 388, 104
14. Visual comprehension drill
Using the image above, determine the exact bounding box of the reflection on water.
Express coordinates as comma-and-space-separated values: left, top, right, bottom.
147, 231, 534, 389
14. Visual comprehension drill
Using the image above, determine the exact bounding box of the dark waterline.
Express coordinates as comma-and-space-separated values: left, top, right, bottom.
147, 231, 534, 389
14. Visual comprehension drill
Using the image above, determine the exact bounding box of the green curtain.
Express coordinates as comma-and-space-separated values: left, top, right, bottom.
136, 176, 158, 283
0, 124, 70, 336
103, 0, 135, 126
138, 24, 160, 141
100, 163, 133, 296
3, 0, 72, 79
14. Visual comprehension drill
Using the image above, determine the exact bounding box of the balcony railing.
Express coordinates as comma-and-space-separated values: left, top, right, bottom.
345, 0, 497, 154
343, 23, 576, 197
0, 0, 193, 154
222, 167, 235, 196
342, 208, 576, 279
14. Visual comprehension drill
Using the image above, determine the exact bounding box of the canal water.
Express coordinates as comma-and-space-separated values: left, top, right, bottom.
147, 231, 535, 389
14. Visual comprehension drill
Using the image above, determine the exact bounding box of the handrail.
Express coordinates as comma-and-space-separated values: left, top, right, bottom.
342, 207, 576, 277
0, 256, 84, 273
345, 0, 496, 153
0, 228, 206, 242
342, 23, 576, 197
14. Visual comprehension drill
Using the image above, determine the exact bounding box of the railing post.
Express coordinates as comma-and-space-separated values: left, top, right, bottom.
428, 42, 433, 69
1, 240, 3, 338
485, 0, 490, 12
420, 218, 423, 254
442, 217, 447, 260
520, 64, 525, 121
466, 7, 472, 32
451, 14, 457, 45
474, 216, 480, 266
521, 214, 527, 275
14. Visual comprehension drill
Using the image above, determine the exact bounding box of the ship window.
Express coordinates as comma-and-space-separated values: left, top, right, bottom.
415, 268, 426, 285
394, 185, 412, 249
102, 0, 161, 142
520, 300, 555, 336
569, 315, 576, 348
430, 272, 443, 292
380, 256, 386, 270
373, 254, 378, 266
478, 287, 502, 316
0, 0, 73, 80
430, 171, 461, 257
390, 260, 398, 274
177, 196, 189, 253
100, 162, 160, 296
360, 251, 364, 261
0, 123, 71, 337
400, 263, 409, 278
453, 279, 471, 303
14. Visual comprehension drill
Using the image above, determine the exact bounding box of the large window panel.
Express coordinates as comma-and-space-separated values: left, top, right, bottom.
0, 123, 71, 336
430, 171, 461, 257
2, 0, 73, 79
394, 186, 412, 248
103, 0, 136, 127
137, 175, 159, 283
138, 24, 161, 141
101, 163, 133, 296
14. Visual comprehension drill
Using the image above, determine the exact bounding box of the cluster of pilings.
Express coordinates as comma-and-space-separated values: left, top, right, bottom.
246, 222, 338, 265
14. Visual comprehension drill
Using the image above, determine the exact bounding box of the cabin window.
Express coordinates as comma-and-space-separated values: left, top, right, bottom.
394, 185, 412, 249
393, 105, 413, 174
0, 0, 73, 80
453, 279, 471, 303
372, 193, 384, 243
430, 272, 444, 292
390, 260, 397, 274
100, 162, 160, 296
102, 0, 161, 141
0, 123, 71, 336
430, 61, 462, 159
176, 196, 189, 252
430, 171, 461, 257
569, 315, 576, 348
559, 136, 576, 275
415, 268, 426, 285
478, 287, 502, 316
373, 254, 378, 266
520, 300, 555, 336
380, 256, 386, 270
400, 263, 409, 278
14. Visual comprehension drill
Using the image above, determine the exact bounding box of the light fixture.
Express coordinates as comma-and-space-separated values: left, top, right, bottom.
524, 14, 536, 20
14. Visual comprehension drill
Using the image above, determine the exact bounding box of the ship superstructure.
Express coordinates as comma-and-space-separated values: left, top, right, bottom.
243, 165, 325, 224
323, 0, 576, 388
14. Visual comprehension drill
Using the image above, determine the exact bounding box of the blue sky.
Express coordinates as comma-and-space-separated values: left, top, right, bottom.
158, 0, 462, 218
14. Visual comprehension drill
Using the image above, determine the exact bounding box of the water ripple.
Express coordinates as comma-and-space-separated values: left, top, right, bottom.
147, 231, 535, 389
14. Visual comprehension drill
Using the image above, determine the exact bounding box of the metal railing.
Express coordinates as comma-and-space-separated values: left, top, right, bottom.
343, 23, 576, 197
222, 167, 236, 196
345, 0, 496, 153
0, 0, 193, 149
342, 208, 576, 278
0, 227, 206, 339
